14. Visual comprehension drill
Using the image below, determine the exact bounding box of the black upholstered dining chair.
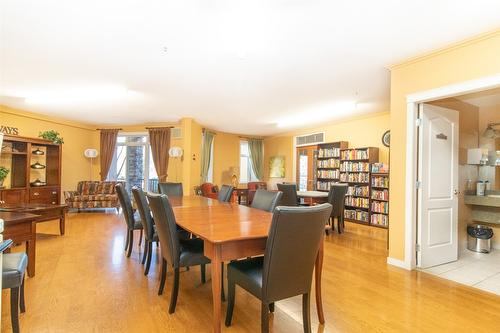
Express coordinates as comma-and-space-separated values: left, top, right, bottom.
327, 183, 348, 234
2, 249, 27, 333
225, 203, 332, 333
132, 187, 158, 275
218, 184, 234, 202
251, 189, 283, 212
276, 183, 299, 206
116, 183, 144, 257
147, 193, 211, 314
158, 182, 184, 197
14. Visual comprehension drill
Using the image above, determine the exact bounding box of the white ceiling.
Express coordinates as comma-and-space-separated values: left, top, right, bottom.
1, 1, 500, 135
458, 87, 500, 108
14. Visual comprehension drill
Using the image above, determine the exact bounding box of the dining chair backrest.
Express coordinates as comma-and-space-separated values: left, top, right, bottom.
251, 189, 283, 212
115, 183, 135, 229
147, 193, 180, 267
327, 183, 348, 217
132, 187, 155, 241
276, 183, 299, 206
158, 182, 184, 197
262, 203, 332, 302
218, 184, 234, 202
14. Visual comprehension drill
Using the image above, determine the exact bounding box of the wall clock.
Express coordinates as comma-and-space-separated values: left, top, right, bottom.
382, 130, 390, 147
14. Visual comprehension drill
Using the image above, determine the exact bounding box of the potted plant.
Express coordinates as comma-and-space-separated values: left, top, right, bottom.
0, 166, 9, 188
39, 130, 64, 144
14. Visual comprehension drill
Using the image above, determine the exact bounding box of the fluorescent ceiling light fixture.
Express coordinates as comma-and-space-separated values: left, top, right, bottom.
11, 84, 136, 105
276, 101, 358, 128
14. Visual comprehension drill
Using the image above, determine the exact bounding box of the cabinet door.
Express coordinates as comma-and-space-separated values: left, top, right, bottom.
1, 189, 27, 204
29, 187, 60, 205
296, 145, 317, 191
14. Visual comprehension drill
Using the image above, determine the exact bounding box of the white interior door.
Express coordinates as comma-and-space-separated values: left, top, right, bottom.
418, 104, 459, 268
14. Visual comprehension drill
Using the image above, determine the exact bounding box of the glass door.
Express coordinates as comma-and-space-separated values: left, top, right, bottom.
296, 145, 318, 191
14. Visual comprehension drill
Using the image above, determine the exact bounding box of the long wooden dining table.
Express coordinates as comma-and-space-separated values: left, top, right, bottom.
168, 196, 325, 333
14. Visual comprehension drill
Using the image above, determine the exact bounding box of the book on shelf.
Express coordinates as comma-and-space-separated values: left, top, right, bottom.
371, 213, 388, 227
371, 201, 389, 214
341, 149, 369, 160
347, 185, 369, 197
340, 172, 370, 183
317, 158, 340, 168
345, 196, 369, 209
317, 181, 340, 191
371, 163, 389, 173
317, 169, 339, 179
344, 209, 369, 223
318, 147, 340, 158
371, 175, 389, 188
371, 188, 389, 201
340, 161, 370, 172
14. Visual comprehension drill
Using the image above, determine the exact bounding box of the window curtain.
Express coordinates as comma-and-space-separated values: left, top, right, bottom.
248, 138, 264, 180
148, 127, 171, 182
200, 130, 215, 183
99, 129, 120, 181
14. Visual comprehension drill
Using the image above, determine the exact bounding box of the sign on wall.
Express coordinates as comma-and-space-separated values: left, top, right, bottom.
0, 125, 19, 135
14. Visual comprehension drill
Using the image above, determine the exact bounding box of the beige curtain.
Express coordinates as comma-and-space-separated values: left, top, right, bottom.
248, 138, 264, 180
200, 130, 215, 183
148, 127, 171, 182
99, 129, 119, 181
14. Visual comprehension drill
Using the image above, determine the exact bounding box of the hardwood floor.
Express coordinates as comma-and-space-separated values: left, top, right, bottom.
2, 211, 500, 332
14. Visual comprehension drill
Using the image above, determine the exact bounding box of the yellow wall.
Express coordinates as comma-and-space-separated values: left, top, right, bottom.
212, 131, 241, 186
263, 112, 390, 188
0, 105, 99, 193
389, 30, 500, 260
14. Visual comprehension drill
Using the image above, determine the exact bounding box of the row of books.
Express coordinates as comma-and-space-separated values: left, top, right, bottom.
371, 176, 389, 188
344, 209, 369, 223
340, 149, 369, 161
371, 163, 389, 173
371, 214, 389, 227
340, 161, 370, 172
316, 181, 338, 191
340, 172, 370, 183
371, 189, 389, 201
345, 196, 369, 209
347, 185, 369, 197
318, 148, 340, 158
317, 158, 340, 168
371, 201, 389, 214
317, 169, 339, 179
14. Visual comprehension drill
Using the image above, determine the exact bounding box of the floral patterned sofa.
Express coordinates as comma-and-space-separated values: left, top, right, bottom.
64, 181, 123, 211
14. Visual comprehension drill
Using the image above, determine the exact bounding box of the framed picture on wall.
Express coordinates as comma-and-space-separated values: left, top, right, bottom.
269, 156, 285, 178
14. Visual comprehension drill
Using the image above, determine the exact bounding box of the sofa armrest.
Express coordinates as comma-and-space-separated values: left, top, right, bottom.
64, 191, 79, 201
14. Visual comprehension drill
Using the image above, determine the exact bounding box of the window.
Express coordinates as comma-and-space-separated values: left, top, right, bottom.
240, 140, 257, 183
207, 141, 214, 182
108, 133, 157, 192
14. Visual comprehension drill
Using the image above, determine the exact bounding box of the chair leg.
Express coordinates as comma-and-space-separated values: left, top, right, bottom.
20, 277, 25, 313
221, 263, 225, 302
302, 293, 311, 333
269, 302, 275, 313
337, 216, 343, 234
158, 259, 167, 295
10, 287, 20, 333
124, 228, 130, 251
127, 230, 134, 257
225, 279, 236, 327
201, 264, 206, 284
168, 267, 180, 314
138, 229, 143, 247
261, 302, 269, 333
144, 242, 153, 276
141, 240, 149, 264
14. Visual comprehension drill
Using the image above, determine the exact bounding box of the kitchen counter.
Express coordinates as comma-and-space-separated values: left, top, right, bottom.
464, 194, 500, 225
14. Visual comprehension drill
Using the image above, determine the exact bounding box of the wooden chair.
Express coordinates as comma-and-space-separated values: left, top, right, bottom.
225, 204, 332, 333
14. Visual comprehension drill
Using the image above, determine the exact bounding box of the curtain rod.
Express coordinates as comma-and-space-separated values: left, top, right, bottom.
239, 136, 263, 140
145, 126, 174, 129
202, 128, 217, 135
97, 128, 123, 131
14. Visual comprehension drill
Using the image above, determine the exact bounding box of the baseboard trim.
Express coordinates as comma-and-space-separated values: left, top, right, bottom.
387, 257, 412, 270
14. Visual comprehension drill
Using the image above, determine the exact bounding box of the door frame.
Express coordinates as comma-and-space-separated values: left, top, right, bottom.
396, 74, 500, 270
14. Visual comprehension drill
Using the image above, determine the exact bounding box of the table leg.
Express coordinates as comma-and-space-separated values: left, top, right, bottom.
59, 213, 66, 235
26, 222, 36, 277
315, 239, 325, 324
210, 244, 222, 333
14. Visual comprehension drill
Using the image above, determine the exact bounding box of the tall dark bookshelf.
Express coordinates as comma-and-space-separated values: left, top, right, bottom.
370, 163, 389, 229
315, 141, 348, 191
340, 147, 379, 225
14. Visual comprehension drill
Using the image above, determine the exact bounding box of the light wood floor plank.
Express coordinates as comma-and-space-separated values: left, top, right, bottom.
2, 211, 499, 332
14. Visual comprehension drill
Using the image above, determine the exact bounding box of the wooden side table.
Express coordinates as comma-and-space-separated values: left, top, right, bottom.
232, 188, 249, 205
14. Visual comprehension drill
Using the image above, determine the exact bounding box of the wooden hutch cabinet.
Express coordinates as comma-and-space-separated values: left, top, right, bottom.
0, 135, 62, 205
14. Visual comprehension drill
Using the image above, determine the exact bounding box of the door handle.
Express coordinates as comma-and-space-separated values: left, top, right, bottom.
454, 189, 459, 195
